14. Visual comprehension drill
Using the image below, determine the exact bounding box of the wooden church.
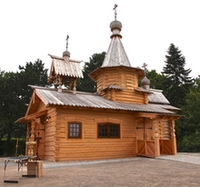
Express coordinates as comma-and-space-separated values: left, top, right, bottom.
16, 6, 180, 162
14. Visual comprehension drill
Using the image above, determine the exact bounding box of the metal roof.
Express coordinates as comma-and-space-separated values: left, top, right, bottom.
101, 15, 131, 68
102, 37, 131, 67
48, 54, 83, 78
32, 86, 179, 115
148, 89, 170, 104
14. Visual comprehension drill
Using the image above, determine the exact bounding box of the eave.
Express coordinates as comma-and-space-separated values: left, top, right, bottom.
15, 109, 48, 123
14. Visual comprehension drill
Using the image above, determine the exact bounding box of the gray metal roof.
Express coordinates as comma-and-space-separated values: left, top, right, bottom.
101, 17, 131, 68
48, 54, 83, 78
32, 86, 179, 115
148, 89, 170, 104
102, 37, 131, 67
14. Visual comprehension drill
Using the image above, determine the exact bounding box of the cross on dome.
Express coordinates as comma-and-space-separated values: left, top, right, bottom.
113, 4, 118, 20
66, 35, 69, 51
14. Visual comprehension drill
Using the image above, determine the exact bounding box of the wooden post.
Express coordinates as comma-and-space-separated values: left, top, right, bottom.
26, 120, 37, 156
153, 120, 160, 157
171, 120, 177, 155
73, 78, 76, 94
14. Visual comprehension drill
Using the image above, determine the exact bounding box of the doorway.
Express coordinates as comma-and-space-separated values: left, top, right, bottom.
136, 118, 156, 158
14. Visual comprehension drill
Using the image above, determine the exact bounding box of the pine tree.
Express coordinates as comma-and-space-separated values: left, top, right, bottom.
177, 78, 200, 152
162, 43, 193, 108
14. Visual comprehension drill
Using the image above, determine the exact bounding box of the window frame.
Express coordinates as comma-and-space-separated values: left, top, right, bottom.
68, 122, 82, 139
97, 123, 120, 138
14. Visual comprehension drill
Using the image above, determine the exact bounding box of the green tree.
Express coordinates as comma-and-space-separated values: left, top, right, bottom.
146, 70, 165, 90
176, 77, 200, 152
0, 59, 48, 156
162, 43, 194, 108
18, 59, 48, 105
77, 52, 106, 92
0, 71, 23, 155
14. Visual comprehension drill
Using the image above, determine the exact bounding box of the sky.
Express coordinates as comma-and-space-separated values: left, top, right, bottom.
0, 0, 199, 78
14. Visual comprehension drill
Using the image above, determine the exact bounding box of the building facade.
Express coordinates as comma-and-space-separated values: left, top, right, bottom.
16, 6, 180, 161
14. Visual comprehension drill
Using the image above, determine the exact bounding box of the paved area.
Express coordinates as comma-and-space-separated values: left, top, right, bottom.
1, 153, 200, 187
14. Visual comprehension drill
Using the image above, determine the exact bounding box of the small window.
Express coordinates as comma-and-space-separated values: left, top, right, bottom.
68, 122, 82, 138
98, 123, 120, 138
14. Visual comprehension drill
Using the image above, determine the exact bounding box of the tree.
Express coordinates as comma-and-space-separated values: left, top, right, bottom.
77, 52, 106, 92
0, 71, 24, 155
0, 59, 48, 155
18, 59, 48, 105
146, 70, 165, 90
162, 43, 194, 108
176, 77, 200, 152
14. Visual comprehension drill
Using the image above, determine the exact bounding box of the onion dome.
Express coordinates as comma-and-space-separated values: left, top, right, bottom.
141, 76, 150, 86
110, 20, 122, 31
63, 50, 70, 57
141, 76, 150, 90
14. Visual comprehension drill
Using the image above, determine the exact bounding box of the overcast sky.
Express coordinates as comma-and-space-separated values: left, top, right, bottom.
0, 0, 199, 78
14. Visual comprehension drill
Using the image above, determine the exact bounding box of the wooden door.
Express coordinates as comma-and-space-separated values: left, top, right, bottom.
136, 118, 155, 158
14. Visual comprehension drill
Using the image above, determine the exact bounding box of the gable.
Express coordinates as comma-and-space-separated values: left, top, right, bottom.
25, 89, 47, 116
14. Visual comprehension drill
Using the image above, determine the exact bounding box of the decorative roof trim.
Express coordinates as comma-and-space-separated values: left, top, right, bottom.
49, 54, 83, 63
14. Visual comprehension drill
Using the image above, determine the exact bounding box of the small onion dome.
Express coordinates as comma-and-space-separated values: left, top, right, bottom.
63, 50, 70, 57
110, 20, 122, 31
141, 76, 150, 90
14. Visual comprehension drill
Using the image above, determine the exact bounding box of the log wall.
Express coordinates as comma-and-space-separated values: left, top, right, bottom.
96, 68, 146, 104
36, 107, 177, 161
49, 107, 137, 162
43, 108, 57, 161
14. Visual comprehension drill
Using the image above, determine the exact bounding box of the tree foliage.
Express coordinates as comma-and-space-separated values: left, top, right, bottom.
77, 52, 106, 92
177, 78, 200, 152
18, 59, 48, 105
146, 70, 165, 90
0, 59, 48, 155
162, 43, 194, 108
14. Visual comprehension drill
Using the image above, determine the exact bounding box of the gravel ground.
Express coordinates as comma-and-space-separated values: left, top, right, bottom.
1, 153, 200, 187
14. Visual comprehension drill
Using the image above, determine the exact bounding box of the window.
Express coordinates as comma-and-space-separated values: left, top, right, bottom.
68, 122, 82, 138
98, 123, 120, 138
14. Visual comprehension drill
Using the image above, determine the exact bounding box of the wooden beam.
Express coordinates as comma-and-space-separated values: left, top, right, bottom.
15, 110, 48, 123
134, 112, 157, 119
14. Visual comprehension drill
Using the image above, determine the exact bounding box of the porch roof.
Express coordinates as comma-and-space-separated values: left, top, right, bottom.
15, 110, 48, 123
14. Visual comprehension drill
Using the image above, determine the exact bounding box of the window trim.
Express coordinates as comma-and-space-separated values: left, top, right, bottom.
68, 122, 82, 138
97, 122, 120, 138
